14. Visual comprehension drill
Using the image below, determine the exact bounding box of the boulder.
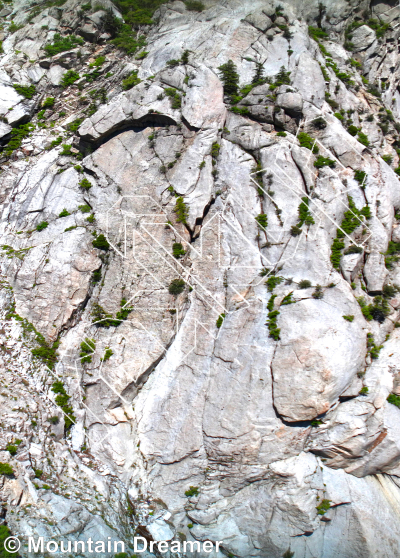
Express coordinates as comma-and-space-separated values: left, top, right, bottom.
244, 12, 273, 32
276, 91, 303, 116
350, 25, 376, 52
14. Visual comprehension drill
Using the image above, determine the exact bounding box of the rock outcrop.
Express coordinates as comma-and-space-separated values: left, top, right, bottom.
2, 0, 400, 557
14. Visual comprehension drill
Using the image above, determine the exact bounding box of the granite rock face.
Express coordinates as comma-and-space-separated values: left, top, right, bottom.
2, 1, 400, 557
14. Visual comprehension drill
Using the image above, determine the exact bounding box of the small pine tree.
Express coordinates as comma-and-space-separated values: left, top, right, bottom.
275, 66, 291, 86
252, 62, 265, 84
217, 60, 239, 97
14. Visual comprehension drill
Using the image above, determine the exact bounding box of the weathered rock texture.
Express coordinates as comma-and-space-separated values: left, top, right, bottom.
2, 0, 400, 557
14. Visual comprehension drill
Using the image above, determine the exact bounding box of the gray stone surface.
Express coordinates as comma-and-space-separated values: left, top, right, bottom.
2, 1, 400, 557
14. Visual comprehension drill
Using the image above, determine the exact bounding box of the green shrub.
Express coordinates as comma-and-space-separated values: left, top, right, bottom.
91, 303, 116, 327
61, 70, 80, 88
343, 315, 354, 322
330, 196, 370, 268
31, 340, 60, 369
79, 204, 91, 213
320, 64, 330, 82
48, 415, 60, 424
6, 444, 17, 456
52, 381, 75, 429
382, 154, 393, 165
79, 178, 92, 190
314, 156, 335, 169
86, 214, 95, 223
122, 70, 141, 90
298, 132, 318, 153
367, 83, 381, 97
383, 284, 398, 299
185, 486, 199, 497
211, 142, 220, 158
324, 92, 339, 109
387, 393, 400, 408
297, 197, 315, 228
366, 18, 390, 39
92, 269, 101, 283
218, 60, 239, 97
164, 87, 182, 109
230, 106, 250, 116
136, 50, 148, 59
67, 118, 84, 132
167, 58, 180, 68
316, 499, 331, 516
174, 197, 188, 224
216, 313, 225, 328
91, 299, 132, 327
101, 348, 113, 361
58, 208, 70, 217
349, 58, 362, 68
181, 49, 190, 64
9, 21, 23, 33
308, 26, 328, 41
354, 170, 366, 185
116, 298, 133, 321
290, 225, 302, 236
60, 144, 72, 156
185, 0, 204, 11
92, 234, 110, 250
337, 196, 368, 237
79, 337, 95, 364
367, 333, 383, 358
169, 278, 185, 295
358, 297, 390, 324
343, 245, 362, 256
13, 84, 36, 99
48, 136, 63, 150
267, 308, 280, 340
172, 242, 185, 258
98, 6, 122, 36
281, 292, 295, 305
3, 122, 35, 157
277, 131, 287, 137
298, 279, 312, 289
357, 131, 370, 147
90, 55, 106, 68
0, 463, 14, 476
112, 26, 147, 54
385, 241, 400, 269
265, 276, 283, 292
42, 97, 55, 108
255, 213, 268, 229
312, 285, 323, 299
269, 66, 291, 90
347, 124, 359, 137
266, 294, 280, 339
44, 33, 84, 56
359, 386, 368, 395
36, 221, 49, 231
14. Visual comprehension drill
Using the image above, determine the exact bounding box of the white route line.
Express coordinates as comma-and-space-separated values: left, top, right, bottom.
254, 126, 374, 248
55, 106, 382, 451
133, 227, 227, 314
